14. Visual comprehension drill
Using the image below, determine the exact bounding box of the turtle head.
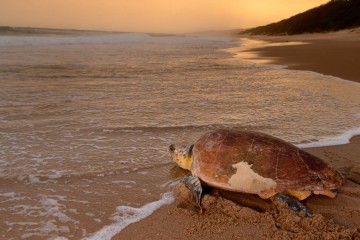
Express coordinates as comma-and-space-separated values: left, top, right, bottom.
168, 143, 194, 171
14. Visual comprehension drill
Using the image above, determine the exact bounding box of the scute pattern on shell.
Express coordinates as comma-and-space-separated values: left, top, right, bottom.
191, 129, 345, 194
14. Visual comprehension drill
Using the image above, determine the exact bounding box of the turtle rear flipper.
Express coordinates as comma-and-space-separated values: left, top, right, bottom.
271, 193, 312, 217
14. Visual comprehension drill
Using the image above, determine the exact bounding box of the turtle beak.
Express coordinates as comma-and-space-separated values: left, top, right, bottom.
168, 144, 175, 154
168, 144, 177, 163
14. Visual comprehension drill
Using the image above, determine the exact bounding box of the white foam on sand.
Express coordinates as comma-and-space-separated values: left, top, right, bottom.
82, 192, 174, 240
40, 196, 79, 224
296, 127, 360, 148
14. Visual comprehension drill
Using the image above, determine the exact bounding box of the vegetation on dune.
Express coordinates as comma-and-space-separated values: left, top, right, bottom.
243, 0, 360, 35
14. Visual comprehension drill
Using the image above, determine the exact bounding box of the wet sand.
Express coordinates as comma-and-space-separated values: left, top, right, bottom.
114, 31, 360, 239
238, 28, 360, 83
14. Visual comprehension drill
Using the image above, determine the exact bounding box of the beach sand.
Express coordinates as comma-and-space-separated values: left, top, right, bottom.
114, 31, 360, 239
238, 28, 360, 83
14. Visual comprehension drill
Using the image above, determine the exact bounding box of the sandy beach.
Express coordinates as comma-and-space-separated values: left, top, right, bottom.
114, 30, 360, 240
239, 28, 360, 83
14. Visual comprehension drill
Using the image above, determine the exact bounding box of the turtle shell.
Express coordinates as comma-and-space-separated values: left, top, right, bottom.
191, 129, 345, 195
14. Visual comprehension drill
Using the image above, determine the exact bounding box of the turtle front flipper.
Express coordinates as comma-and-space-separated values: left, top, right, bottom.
181, 175, 203, 213
271, 193, 311, 217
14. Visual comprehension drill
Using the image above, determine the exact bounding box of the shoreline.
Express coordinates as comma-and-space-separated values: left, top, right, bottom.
110, 31, 360, 239
236, 28, 360, 84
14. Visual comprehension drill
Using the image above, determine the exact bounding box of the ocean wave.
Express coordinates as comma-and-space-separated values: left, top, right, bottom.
0, 161, 174, 185
0, 32, 231, 47
296, 127, 360, 148
0, 33, 151, 47
100, 124, 274, 134
102, 125, 360, 148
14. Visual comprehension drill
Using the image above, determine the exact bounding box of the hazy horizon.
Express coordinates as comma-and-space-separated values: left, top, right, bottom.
1, 0, 328, 34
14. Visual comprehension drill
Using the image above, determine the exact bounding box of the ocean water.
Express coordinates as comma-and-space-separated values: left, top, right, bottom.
0, 32, 359, 240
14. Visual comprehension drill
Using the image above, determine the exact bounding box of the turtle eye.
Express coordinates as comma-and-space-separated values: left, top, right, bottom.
187, 144, 194, 156
168, 144, 175, 153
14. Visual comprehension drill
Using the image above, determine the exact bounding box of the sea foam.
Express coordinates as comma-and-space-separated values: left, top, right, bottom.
296, 127, 360, 148
0, 33, 151, 47
82, 192, 174, 240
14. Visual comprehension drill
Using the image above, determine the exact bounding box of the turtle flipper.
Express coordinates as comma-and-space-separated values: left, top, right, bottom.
181, 175, 203, 213
271, 193, 311, 217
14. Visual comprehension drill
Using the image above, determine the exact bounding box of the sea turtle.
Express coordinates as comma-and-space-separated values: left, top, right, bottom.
169, 129, 345, 216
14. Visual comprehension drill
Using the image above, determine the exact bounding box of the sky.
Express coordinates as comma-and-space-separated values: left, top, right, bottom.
1, 0, 329, 33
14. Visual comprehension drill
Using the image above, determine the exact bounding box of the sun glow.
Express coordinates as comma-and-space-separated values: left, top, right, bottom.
0, 0, 329, 33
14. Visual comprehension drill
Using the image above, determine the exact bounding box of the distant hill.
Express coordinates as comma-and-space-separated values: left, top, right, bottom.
243, 0, 360, 35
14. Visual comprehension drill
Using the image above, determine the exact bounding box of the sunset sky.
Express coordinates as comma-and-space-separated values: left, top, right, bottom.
1, 0, 329, 33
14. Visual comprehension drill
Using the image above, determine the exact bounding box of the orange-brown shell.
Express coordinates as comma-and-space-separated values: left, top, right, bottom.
191, 129, 345, 195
